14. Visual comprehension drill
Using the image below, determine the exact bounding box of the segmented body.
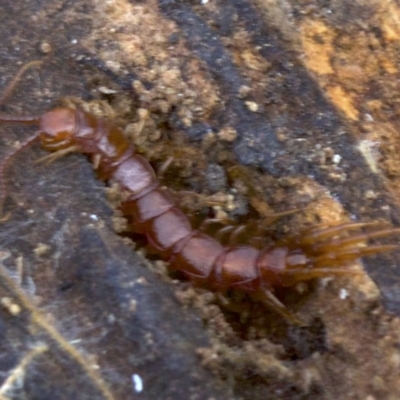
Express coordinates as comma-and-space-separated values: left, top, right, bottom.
1, 72, 399, 319
40, 108, 290, 292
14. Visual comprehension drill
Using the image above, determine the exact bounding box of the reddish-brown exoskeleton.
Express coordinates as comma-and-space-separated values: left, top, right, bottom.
0, 62, 399, 321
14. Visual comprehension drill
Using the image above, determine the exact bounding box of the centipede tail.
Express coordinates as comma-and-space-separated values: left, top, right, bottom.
1, 62, 400, 321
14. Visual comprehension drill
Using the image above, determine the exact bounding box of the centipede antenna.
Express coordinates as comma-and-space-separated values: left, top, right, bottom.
0, 60, 42, 106
0, 132, 40, 217
0, 114, 40, 124
0, 61, 42, 125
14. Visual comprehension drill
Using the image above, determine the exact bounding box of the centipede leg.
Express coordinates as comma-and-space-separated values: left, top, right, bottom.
261, 206, 308, 223
312, 244, 398, 268
281, 243, 399, 285
198, 219, 239, 244
35, 146, 78, 165
253, 289, 304, 325
215, 225, 235, 243
215, 292, 248, 314
283, 268, 361, 283
198, 218, 224, 232
157, 156, 174, 178
299, 222, 384, 246
313, 228, 400, 255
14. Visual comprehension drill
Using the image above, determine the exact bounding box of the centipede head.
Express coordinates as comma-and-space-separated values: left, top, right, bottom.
38, 107, 78, 151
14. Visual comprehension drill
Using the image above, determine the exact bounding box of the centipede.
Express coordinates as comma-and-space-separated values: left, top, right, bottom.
1, 62, 399, 322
